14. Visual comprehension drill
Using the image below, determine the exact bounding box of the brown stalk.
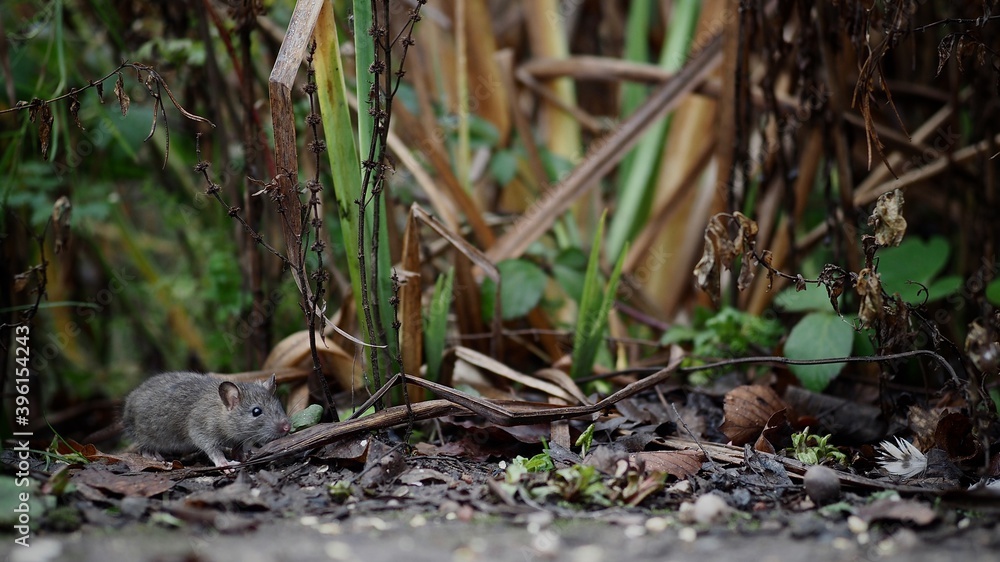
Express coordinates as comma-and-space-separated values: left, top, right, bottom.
486, 33, 724, 264
266, 0, 322, 297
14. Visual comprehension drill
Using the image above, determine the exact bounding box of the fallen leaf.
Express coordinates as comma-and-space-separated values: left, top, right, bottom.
720, 385, 789, 446
630, 450, 705, 479
316, 436, 370, 463
72, 466, 176, 497
934, 412, 981, 462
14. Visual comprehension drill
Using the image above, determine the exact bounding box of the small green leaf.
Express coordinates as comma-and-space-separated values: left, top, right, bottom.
481, 259, 547, 321
576, 423, 595, 457
552, 247, 588, 303
425, 267, 455, 381
878, 237, 957, 303
571, 213, 625, 379
290, 404, 324, 431
774, 283, 833, 312
490, 148, 518, 186
784, 312, 854, 392
988, 278, 1000, 307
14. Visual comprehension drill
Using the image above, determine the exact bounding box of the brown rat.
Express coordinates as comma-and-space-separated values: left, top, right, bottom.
122, 371, 290, 468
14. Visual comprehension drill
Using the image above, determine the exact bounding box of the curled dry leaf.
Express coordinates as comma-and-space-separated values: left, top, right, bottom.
693, 215, 729, 305
759, 250, 774, 290
934, 412, 981, 463
965, 320, 1000, 374
719, 385, 790, 446
29, 100, 54, 158
856, 267, 883, 328
818, 265, 847, 315
69, 92, 85, 130
114, 73, 130, 117
756, 408, 792, 453
868, 189, 907, 247
630, 449, 705, 480
695, 213, 761, 301
732, 212, 758, 256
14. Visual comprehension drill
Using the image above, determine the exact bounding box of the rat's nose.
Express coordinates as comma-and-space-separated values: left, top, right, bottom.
279, 420, 291, 434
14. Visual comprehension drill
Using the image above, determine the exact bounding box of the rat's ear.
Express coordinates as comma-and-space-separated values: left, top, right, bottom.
264, 374, 277, 394
218, 381, 242, 410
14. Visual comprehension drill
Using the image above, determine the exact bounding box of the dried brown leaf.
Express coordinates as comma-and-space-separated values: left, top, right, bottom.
936, 34, 957, 76
934, 412, 981, 462
760, 250, 774, 290
965, 320, 1000, 374
694, 215, 732, 304
72, 466, 176, 497
868, 189, 907, 247
719, 385, 789, 446
69, 93, 84, 130
856, 267, 884, 328
819, 264, 846, 314
732, 212, 758, 255
29, 101, 54, 159
630, 450, 705, 480
114, 73, 130, 117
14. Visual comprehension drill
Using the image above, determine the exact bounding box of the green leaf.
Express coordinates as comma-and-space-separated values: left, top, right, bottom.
490, 148, 518, 186
481, 259, 548, 321
878, 237, 955, 303
571, 213, 626, 379
774, 283, 833, 312
552, 247, 588, 303
290, 404, 323, 431
988, 278, 1000, 307
425, 267, 454, 381
784, 312, 854, 392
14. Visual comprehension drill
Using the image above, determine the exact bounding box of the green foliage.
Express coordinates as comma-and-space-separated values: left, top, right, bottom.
987, 279, 1000, 307
489, 147, 518, 186
784, 312, 854, 392
662, 306, 783, 385
789, 428, 847, 465
571, 213, 626, 379
505, 445, 555, 476
480, 258, 548, 321
877, 237, 961, 304
576, 423, 596, 457
662, 306, 784, 357
327, 480, 353, 503
290, 404, 323, 431
551, 247, 588, 303
424, 267, 455, 381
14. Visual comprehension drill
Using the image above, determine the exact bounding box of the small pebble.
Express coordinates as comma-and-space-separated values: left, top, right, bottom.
693, 493, 732, 524
803, 465, 841, 505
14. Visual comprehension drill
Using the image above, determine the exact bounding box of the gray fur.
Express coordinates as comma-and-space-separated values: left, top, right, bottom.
122, 371, 290, 467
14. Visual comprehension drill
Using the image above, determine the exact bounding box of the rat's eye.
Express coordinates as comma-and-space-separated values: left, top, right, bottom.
252, 407, 263, 417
